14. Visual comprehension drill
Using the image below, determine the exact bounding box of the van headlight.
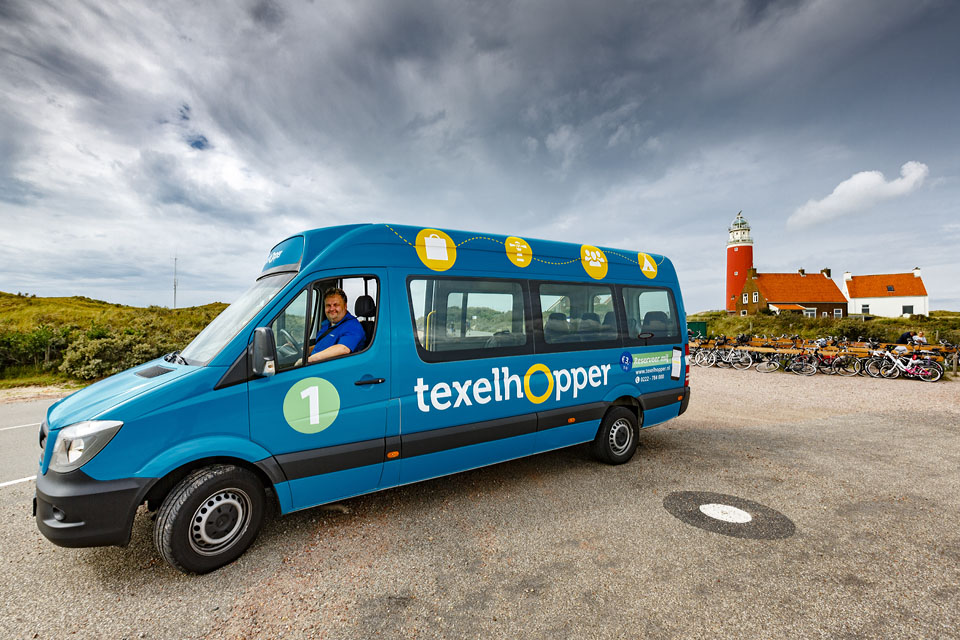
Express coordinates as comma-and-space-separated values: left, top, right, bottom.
49, 421, 123, 473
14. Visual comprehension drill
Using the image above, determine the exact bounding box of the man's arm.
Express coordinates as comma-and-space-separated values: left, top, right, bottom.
306, 343, 351, 363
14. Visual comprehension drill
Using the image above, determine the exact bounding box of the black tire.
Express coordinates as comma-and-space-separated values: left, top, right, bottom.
154, 464, 265, 574
832, 355, 860, 377
591, 407, 639, 465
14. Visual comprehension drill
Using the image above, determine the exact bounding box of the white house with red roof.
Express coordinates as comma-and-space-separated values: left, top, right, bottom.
842, 268, 929, 317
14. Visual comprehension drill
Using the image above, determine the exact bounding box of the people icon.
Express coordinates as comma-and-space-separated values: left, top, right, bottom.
585, 248, 605, 268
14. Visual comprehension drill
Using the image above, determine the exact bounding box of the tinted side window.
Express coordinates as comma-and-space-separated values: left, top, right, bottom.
408, 277, 530, 361
538, 282, 618, 346
622, 286, 680, 345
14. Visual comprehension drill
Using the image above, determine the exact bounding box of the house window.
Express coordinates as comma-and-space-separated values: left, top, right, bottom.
740, 310, 747, 316
752, 291, 758, 303
887, 285, 894, 292
803, 310, 815, 318
822, 312, 828, 317
861, 304, 870, 314
834, 309, 843, 318
742, 293, 748, 304
902, 305, 913, 315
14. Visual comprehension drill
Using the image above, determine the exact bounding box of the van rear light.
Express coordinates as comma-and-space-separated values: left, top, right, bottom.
685, 343, 690, 386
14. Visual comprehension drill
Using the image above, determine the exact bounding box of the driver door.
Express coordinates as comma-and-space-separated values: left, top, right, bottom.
248, 271, 390, 511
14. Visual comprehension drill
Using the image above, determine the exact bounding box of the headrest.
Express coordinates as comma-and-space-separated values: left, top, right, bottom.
548, 312, 567, 321
355, 295, 376, 317
603, 312, 617, 326
581, 312, 600, 323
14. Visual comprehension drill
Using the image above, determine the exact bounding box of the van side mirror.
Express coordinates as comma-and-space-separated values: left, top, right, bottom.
251, 327, 278, 377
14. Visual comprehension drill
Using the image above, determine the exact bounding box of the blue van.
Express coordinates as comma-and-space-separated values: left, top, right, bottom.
35, 224, 689, 573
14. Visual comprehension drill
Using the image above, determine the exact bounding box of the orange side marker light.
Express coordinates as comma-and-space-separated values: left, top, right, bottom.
387, 451, 400, 459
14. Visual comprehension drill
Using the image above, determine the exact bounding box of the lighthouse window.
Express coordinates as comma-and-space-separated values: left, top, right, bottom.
733, 271, 738, 276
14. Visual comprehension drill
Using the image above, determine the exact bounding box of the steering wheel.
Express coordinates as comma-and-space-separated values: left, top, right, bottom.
277, 328, 302, 360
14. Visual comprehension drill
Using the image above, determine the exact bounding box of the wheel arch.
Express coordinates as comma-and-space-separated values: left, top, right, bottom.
144, 456, 280, 512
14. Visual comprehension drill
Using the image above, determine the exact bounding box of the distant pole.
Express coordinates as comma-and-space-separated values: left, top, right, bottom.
173, 256, 178, 309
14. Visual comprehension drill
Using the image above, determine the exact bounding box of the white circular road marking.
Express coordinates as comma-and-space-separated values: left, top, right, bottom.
698, 503, 753, 524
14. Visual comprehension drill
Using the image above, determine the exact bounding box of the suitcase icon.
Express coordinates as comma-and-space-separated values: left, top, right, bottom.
424, 234, 448, 261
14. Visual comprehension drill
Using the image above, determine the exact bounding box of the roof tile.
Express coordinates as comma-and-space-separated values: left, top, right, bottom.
846, 273, 927, 298
755, 273, 847, 303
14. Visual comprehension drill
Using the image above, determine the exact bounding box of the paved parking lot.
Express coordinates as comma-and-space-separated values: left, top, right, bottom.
1, 369, 958, 639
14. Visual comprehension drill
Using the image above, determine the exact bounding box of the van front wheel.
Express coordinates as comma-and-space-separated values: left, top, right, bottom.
591, 407, 639, 465
154, 464, 265, 574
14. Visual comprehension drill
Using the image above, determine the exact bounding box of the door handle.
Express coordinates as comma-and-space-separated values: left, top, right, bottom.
355, 377, 386, 386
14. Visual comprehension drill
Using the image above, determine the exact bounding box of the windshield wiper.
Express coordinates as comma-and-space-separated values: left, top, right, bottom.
164, 351, 190, 365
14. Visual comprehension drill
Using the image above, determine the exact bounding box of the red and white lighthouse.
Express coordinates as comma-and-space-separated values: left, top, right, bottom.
725, 211, 754, 312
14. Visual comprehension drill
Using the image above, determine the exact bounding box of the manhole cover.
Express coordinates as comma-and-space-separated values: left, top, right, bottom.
663, 491, 795, 540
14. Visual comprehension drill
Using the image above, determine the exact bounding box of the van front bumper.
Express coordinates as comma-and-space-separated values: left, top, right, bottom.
34, 469, 152, 548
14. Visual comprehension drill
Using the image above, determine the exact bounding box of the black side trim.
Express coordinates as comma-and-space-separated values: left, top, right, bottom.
254, 456, 287, 485
639, 388, 685, 411
402, 414, 537, 458
276, 439, 385, 481
678, 386, 691, 416
537, 402, 608, 430
135, 365, 173, 379
214, 347, 250, 390
35, 470, 152, 548
385, 435, 402, 457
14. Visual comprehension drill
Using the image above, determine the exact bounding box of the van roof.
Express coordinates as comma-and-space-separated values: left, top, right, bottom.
282, 223, 676, 285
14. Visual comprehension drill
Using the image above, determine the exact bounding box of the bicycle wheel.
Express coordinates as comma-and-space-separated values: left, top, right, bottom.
879, 362, 900, 379
916, 365, 942, 382
817, 358, 836, 375
756, 359, 780, 373
789, 360, 817, 376
863, 358, 883, 378
731, 350, 753, 370
833, 355, 860, 377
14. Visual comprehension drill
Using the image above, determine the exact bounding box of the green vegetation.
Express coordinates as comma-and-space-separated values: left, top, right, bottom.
687, 310, 960, 344
0, 291, 227, 386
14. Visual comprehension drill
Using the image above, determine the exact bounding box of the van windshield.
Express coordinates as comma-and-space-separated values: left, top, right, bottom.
181, 273, 295, 365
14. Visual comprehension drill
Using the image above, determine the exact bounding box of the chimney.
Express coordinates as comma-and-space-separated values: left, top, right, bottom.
821, 268, 831, 278
843, 271, 852, 281
798, 268, 805, 277
913, 267, 921, 278
748, 267, 757, 278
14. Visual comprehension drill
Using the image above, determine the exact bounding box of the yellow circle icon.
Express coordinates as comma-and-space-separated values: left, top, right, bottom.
638, 252, 658, 279
504, 236, 533, 268
580, 245, 608, 279
523, 363, 554, 404
415, 229, 457, 271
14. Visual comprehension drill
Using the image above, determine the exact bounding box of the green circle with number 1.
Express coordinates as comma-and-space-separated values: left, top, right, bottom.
283, 377, 341, 434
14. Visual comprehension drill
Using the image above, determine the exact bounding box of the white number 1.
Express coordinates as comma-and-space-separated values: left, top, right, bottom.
300, 386, 320, 425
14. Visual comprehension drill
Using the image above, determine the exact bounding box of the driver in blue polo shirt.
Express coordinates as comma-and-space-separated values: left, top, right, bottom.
305, 287, 367, 364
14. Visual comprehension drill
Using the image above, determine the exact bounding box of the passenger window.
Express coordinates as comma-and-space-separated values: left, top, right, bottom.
538, 283, 617, 345
271, 289, 309, 372
408, 277, 529, 361
622, 286, 680, 345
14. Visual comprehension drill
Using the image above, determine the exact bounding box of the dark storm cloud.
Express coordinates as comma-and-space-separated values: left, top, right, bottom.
250, 0, 284, 29
128, 151, 261, 224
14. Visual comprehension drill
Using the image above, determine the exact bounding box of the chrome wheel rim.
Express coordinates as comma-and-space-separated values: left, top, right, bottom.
189, 488, 251, 556
608, 418, 634, 456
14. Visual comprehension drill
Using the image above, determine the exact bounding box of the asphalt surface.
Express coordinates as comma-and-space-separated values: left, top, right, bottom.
1, 369, 958, 639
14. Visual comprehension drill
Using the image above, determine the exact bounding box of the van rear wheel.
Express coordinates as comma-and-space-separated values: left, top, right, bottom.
591, 407, 639, 465
154, 464, 265, 574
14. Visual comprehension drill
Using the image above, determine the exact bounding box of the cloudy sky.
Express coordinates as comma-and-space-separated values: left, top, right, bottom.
2, 0, 958, 313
